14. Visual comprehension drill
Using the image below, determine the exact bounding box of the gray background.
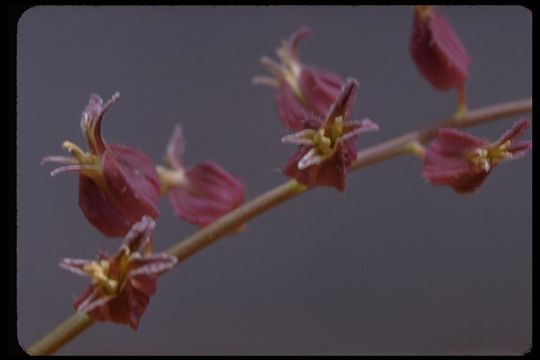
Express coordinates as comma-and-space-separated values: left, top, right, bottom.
17, 6, 532, 355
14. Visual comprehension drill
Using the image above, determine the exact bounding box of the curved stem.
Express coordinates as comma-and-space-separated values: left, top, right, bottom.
27, 97, 531, 355
26, 314, 94, 355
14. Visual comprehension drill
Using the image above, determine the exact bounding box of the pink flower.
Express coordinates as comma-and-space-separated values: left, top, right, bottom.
410, 6, 471, 113
156, 126, 245, 227
59, 216, 177, 330
282, 78, 379, 192
42, 93, 161, 238
254, 27, 344, 132
423, 118, 532, 193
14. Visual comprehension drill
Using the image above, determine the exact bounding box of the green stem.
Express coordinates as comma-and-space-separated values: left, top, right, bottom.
26, 314, 95, 355
27, 97, 532, 355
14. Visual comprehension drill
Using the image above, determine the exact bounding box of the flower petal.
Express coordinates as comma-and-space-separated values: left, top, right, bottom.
283, 143, 356, 192
59, 258, 92, 277
429, 7, 471, 78
410, 6, 470, 91
129, 274, 158, 297
78, 174, 134, 237
297, 147, 325, 170
78, 144, 160, 238
429, 128, 485, 156
449, 171, 491, 194
276, 81, 311, 131
80, 93, 120, 155
105, 280, 151, 330
122, 215, 156, 253
423, 147, 476, 183
287, 26, 312, 61
496, 118, 530, 145
77, 289, 115, 315
169, 161, 245, 226
165, 125, 186, 170
324, 78, 358, 125
128, 253, 177, 277
281, 129, 317, 145
508, 140, 532, 160
298, 65, 343, 117
341, 118, 379, 141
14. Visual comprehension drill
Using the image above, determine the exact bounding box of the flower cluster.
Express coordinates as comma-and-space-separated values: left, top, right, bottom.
256, 29, 379, 191
44, 94, 245, 328
42, 7, 531, 335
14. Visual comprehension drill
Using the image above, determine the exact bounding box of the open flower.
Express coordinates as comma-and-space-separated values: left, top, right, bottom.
60, 216, 177, 330
282, 78, 379, 192
42, 93, 160, 237
156, 126, 245, 227
410, 6, 471, 116
254, 26, 344, 131
423, 118, 532, 193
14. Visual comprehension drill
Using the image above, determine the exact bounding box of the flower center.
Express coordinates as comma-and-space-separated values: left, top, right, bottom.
312, 116, 345, 154
83, 260, 118, 295
468, 140, 513, 172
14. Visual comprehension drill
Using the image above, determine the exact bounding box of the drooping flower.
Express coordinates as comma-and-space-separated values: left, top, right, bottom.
60, 216, 177, 330
282, 78, 379, 192
42, 93, 160, 238
254, 26, 344, 132
156, 126, 245, 227
410, 5, 471, 116
422, 118, 532, 193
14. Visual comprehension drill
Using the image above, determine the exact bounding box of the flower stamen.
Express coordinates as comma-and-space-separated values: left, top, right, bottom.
468, 140, 514, 172
83, 260, 118, 294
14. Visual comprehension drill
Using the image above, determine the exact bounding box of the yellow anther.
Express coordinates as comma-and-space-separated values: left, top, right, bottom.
84, 261, 109, 283
469, 141, 514, 171
62, 141, 86, 162
330, 116, 344, 142
313, 129, 332, 154
83, 260, 118, 294
487, 140, 513, 164
61, 140, 99, 168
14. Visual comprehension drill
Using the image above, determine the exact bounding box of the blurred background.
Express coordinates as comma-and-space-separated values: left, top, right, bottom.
17, 6, 531, 355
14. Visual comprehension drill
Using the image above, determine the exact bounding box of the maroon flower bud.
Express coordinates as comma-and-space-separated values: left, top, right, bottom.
254, 27, 344, 131
410, 6, 471, 115
282, 78, 379, 192
42, 93, 160, 237
423, 118, 532, 193
156, 126, 245, 227
59, 216, 177, 330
